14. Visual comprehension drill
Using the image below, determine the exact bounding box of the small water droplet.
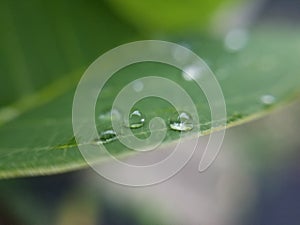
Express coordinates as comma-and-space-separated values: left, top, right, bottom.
132, 80, 144, 92
95, 130, 117, 144
126, 110, 145, 129
169, 112, 194, 131
98, 109, 121, 121
182, 64, 203, 81
260, 94, 276, 105
224, 28, 248, 52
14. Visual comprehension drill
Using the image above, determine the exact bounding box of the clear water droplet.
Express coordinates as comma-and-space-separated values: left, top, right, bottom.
224, 28, 248, 52
126, 110, 145, 129
95, 130, 117, 144
260, 94, 276, 105
169, 112, 194, 131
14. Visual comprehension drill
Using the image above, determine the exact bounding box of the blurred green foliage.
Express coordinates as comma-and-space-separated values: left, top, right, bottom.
108, 0, 241, 34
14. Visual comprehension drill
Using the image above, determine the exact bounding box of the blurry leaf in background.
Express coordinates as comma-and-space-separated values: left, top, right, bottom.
0, 0, 138, 107
0, 175, 169, 225
107, 0, 244, 34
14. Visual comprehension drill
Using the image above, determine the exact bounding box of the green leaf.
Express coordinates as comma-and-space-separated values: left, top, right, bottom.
1, 26, 300, 178
107, 0, 242, 34
1, 1, 300, 179
0, 0, 138, 177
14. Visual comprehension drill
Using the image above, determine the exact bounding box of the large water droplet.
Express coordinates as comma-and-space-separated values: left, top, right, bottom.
95, 130, 117, 144
126, 110, 145, 129
260, 94, 276, 105
169, 112, 194, 131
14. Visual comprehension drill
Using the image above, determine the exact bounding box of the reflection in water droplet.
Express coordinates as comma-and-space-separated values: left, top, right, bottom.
260, 94, 276, 105
224, 28, 248, 52
126, 110, 145, 129
169, 112, 194, 131
132, 80, 144, 92
182, 64, 203, 81
95, 130, 117, 144
98, 109, 121, 121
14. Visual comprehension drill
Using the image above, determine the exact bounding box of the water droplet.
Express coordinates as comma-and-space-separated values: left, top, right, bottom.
224, 28, 248, 52
260, 94, 276, 105
95, 130, 117, 144
126, 110, 145, 129
182, 64, 203, 81
98, 109, 121, 121
132, 80, 144, 92
169, 112, 194, 131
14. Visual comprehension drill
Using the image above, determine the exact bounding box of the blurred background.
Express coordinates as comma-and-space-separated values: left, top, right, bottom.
0, 0, 300, 224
